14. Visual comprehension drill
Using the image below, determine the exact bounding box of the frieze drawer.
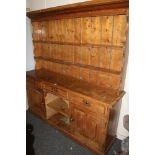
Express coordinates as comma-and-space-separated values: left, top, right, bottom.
42, 83, 67, 99
57, 87, 68, 99
42, 82, 55, 91
68, 92, 105, 116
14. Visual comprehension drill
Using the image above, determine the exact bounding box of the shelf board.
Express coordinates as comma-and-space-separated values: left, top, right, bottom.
34, 56, 121, 75
47, 113, 71, 131
33, 40, 124, 49
47, 98, 69, 118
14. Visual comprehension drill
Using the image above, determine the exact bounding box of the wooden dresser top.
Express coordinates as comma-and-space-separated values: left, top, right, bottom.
27, 69, 125, 106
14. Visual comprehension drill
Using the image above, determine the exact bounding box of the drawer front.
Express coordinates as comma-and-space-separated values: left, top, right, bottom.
68, 92, 105, 116
57, 87, 68, 99
42, 83, 67, 99
69, 92, 83, 104
42, 83, 57, 93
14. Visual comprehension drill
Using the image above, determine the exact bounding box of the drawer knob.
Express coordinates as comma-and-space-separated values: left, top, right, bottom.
83, 99, 90, 106
70, 117, 74, 122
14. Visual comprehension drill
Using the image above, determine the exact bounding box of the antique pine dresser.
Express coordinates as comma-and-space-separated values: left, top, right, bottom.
26, 0, 129, 154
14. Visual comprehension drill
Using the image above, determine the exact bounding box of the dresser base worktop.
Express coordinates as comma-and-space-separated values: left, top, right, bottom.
27, 69, 125, 106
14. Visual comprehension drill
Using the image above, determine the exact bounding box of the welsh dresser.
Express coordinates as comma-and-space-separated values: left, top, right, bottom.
26, 0, 129, 154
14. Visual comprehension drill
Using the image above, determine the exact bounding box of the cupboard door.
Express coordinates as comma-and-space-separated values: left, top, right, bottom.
95, 123, 107, 149
27, 87, 45, 117
84, 115, 97, 140
27, 87, 43, 106
85, 114, 106, 149
70, 104, 106, 149
70, 105, 86, 135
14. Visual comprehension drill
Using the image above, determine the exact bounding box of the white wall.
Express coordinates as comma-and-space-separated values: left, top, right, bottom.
26, 0, 30, 9
26, 16, 34, 109
117, 67, 129, 139
26, 0, 129, 140
46, 0, 86, 8
27, 0, 46, 11
27, 0, 87, 11
26, 17, 34, 71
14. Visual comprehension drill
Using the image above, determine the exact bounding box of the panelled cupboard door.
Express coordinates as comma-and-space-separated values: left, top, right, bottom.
70, 104, 104, 147
85, 114, 106, 148
27, 87, 43, 107
84, 114, 98, 140
27, 87, 45, 117
70, 105, 86, 135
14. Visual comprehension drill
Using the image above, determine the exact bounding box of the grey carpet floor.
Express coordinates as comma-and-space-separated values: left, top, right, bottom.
26, 111, 122, 155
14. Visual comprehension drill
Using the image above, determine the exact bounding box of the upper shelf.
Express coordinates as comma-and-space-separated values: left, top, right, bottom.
27, 0, 129, 20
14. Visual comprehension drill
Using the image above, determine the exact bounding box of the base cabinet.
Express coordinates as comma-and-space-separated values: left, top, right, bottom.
26, 73, 123, 155
27, 0, 128, 154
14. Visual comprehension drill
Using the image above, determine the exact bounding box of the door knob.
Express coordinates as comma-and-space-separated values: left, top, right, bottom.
83, 99, 90, 106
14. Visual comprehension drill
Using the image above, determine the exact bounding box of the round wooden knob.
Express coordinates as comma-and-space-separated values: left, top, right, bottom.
83, 99, 90, 106
70, 117, 74, 122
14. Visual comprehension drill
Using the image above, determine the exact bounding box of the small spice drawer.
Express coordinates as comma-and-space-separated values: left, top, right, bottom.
42, 82, 68, 99
42, 83, 57, 93
68, 92, 106, 116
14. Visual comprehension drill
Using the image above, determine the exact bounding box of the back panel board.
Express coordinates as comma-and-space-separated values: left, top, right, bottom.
32, 13, 128, 90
